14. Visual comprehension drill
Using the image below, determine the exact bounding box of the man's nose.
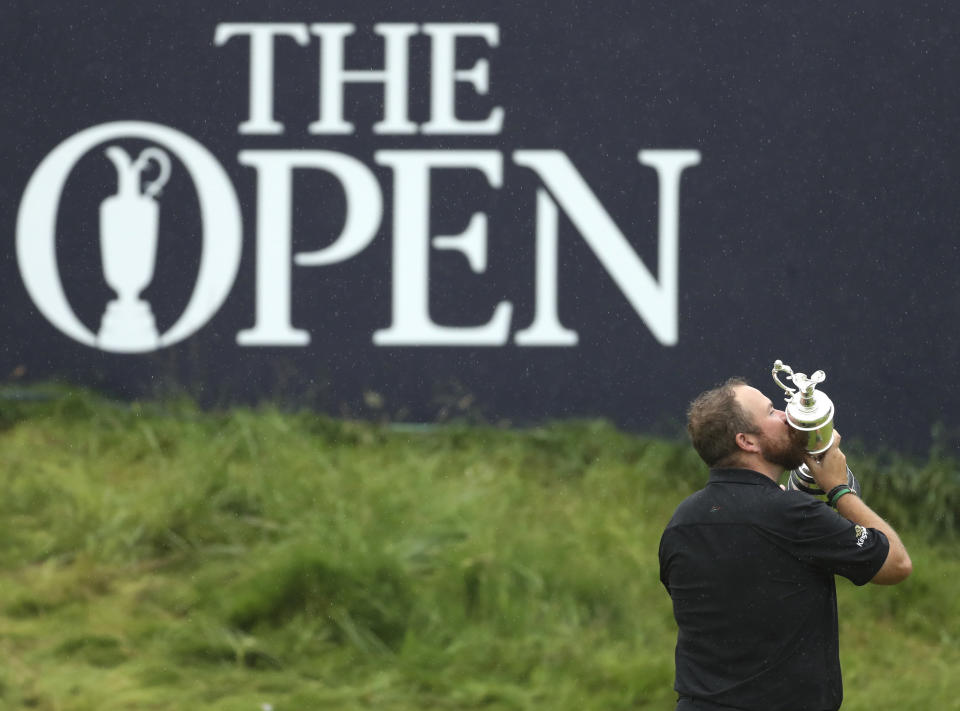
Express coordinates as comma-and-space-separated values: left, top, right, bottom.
776, 410, 787, 422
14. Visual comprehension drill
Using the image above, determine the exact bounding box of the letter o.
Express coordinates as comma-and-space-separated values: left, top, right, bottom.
16, 121, 242, 352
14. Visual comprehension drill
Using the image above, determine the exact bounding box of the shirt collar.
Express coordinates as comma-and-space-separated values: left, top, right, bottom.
708, 467, 782, 489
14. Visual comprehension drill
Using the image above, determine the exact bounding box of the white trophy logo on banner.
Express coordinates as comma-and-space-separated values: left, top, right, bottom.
98, 146, 171, 351
16, 121, 243, 353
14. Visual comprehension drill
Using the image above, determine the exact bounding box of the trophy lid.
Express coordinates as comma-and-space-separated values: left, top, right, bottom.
771, 359, 835, 431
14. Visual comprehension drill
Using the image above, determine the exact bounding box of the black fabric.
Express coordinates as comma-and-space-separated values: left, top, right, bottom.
675, 696, 752, 710
659, 468, 890, 711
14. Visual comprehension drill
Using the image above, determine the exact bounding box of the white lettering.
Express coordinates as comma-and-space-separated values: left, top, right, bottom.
421, 23, 504, 135
512, 149, 700, 346
237, 150, 383, 346
308, 23, 418, 135
16, 122, 242, 352
214, 23, 311, 135
372, 150, 512, 345
514, 190, 579, 346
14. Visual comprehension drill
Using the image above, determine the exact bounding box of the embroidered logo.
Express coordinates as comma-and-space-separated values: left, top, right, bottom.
854, 525, 869, 547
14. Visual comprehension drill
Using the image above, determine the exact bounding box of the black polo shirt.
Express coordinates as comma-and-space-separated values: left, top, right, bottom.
659, 468, 890, 711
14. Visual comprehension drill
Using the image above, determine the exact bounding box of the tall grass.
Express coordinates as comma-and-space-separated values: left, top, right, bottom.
1, 387, 958, 710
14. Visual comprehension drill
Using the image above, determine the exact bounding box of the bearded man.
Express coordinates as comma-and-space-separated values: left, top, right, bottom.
659, 378, 912, 711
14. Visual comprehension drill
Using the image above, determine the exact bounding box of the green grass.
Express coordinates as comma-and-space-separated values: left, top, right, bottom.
0, 387, 958, 710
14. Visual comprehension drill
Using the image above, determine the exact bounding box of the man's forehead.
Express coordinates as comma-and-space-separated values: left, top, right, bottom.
734, 384, 771, 408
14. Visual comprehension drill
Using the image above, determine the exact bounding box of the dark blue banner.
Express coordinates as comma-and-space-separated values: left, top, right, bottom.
3, 1, 958, 452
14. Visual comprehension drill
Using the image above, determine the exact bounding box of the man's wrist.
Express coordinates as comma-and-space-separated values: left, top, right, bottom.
826, 484, 855, 508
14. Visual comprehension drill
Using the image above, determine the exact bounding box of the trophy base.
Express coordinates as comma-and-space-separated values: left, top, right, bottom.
786, 464, 860, 500
97, 299, 159, 352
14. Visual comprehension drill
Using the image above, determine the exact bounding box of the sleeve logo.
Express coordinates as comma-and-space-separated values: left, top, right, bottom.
854, 525, 869, 548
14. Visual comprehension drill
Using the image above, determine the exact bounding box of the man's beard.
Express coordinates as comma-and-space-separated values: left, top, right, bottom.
760, 425, 809, 470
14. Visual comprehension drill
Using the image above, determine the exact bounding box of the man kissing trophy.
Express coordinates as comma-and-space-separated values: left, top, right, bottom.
772, 359, 860, 498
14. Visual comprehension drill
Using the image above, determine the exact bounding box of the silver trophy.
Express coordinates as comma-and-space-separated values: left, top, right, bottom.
771, 360, 860, 497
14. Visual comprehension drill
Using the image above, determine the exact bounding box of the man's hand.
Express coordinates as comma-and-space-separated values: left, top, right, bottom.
802, 430, 848, 492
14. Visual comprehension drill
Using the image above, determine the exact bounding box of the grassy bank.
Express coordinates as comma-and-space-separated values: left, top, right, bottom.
1, 389, 958, 710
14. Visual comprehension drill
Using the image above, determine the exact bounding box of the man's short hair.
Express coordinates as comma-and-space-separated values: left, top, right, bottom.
687, 377, 758, 467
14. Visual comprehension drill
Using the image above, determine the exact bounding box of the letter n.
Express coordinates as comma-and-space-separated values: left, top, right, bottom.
512, 150, 700, 346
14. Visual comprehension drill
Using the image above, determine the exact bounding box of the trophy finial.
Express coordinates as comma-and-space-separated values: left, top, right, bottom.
792, 369, 825, 405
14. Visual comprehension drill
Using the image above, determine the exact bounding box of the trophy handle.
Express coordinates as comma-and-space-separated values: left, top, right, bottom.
771, 359, 796, 397
134, 148, 171, 199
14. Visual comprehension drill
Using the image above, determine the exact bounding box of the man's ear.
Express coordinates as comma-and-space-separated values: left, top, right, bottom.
736, 431, 761, 453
